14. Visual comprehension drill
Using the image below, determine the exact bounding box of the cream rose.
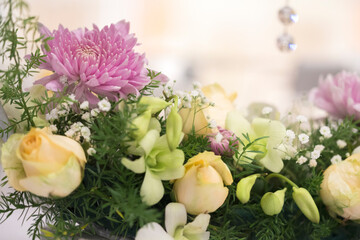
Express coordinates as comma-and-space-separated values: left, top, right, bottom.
173, 151, 233, 215
1, 128, 86, 198
320, 153, 360, 220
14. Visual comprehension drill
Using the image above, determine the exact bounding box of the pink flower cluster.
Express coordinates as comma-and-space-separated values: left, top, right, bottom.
310, 71, 360, 120
207, 127, 239, 157
36, 21, 150, 105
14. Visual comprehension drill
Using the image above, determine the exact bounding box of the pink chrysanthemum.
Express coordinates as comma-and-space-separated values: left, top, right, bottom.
36, 21, 150, 105
207, 127, 239, 157
310, 71, 360, 120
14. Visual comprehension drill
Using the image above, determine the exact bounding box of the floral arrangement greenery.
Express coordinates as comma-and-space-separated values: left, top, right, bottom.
1, 1, 360, 240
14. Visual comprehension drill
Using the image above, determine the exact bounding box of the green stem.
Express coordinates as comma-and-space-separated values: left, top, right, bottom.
265, 173, 299, 188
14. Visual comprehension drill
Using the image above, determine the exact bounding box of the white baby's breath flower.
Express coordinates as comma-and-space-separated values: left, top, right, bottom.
284, 130, 295, 145
192, 81, 202, 89
81, 112, 91, 122
330, 155, 342, 164
296, 156, 308, 165
49, 124, 58, 133
71, 122, 84, 131
65, 129, 76, 138
346, 152, 350, 157
81, 127, 91, 141
320, 126, 332, 138
336, 140, 347, 149
59, 75, 68, 84
314, 144, 325, 152
87, 147, 96, 156
46, 108, 59, 121
261, 107, 273, 115
98, 98, 111, 112
296, 115, 308, 123
352, 128, 358, 134
209, 119, 217, 129
80, 101, 89, 110
67, 94, 76, 105
215, 133, 223, 143
190, 90, 199, 98
298, 133, 309, 144
308, 159, 317, 168
91, 108, 100, 117
310, 150, 321, 160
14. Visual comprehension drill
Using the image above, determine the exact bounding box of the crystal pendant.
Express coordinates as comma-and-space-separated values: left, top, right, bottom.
277, 34, 297, 52
278, 6, 298, 25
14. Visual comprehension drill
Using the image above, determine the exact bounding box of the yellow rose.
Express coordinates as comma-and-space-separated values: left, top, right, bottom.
178, 83, 236, 136
201, 83, 237, 128
173, 151, 233, 215
1, 128, 86, 198
320, 153, 360, 220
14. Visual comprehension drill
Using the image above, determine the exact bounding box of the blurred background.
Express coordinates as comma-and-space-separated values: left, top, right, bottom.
1, 0, 360, 238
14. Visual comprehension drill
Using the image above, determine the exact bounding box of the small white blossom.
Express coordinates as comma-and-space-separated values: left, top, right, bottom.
215, 133, 223, 143
45, 108, 59, 121
80, 101, 89, 110
59, 75, 68, 84
98, 98, 111, 112
336, 140, 347, 149
352, 128, 358, 133
81, 112, 91, 122
284, 130, 295, 145
192, 81, 202, 89
91, 108, 100, 117
310, 150, 321, 160
296, 156, 308, 165
67, 94, 76, 105
296, 115, 308, 123
314, 144, 325, 152
49, 124, 58, 133
308, 159, 318, 168
209, 120, 217, 129
87, 147, 96, 156
298, 133, 309, 144
262, 107, 273, 115
71, 122, 84, 131
330, 155, 342, 164
81, 127, 91, 141
320, 126, 332, 138
346, 152, 350, 157
65, 129, 76, 138
190, 90, 199, 98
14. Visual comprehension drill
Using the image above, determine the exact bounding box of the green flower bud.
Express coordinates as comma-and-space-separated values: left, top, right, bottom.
132, 110, 151, 140
166, 99, 184, 151
236, 174, 260, 204
139, 96, 171, 114
260, 188, 286, 216
292, 187, 320, 223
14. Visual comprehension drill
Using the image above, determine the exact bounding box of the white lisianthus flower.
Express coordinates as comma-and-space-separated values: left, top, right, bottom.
135, 203, 210, 240
298, 133, 309, 144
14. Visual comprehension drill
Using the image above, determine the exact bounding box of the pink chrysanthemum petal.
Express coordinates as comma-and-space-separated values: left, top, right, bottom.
35, 20, 150, 105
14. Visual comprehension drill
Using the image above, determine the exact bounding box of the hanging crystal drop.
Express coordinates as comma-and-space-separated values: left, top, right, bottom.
277, 33, 297, 52
278, 6, 298, 25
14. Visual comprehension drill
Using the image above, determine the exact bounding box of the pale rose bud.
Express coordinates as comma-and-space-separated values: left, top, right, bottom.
320, 153, 360, 220
173, 151, 233, 215
1, 128, 86, 198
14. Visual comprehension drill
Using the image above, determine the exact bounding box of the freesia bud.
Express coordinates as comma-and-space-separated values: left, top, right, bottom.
139, 96, 171, 114
166, 98, 184, 151
292, 187, 320, 223
236, 174, 260, 204
173, 151, 233, 215
260, 188, 286, 216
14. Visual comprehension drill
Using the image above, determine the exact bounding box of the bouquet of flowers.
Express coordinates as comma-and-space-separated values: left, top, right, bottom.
1, 1, 360, 239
